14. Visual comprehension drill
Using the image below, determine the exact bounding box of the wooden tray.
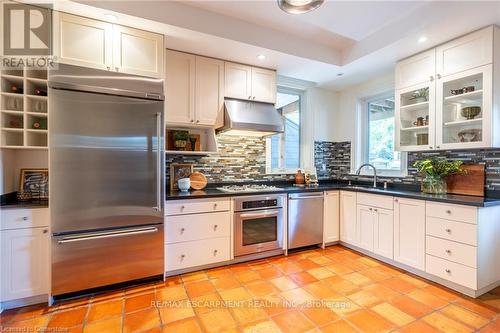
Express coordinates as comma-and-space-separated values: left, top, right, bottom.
446, 164, 485, 197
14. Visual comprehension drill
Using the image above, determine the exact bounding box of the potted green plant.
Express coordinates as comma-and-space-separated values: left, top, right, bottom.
173, 130, 189, 150
413, 158, 464, 194
409, 88, 429, 103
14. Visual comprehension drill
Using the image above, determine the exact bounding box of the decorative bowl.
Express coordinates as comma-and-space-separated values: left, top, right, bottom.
177, 178, 191, 192
460, 106, 481, 120
457, 129, 482, 142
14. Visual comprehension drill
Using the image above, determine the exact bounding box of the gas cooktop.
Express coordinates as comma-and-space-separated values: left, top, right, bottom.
216, 184, 284, 193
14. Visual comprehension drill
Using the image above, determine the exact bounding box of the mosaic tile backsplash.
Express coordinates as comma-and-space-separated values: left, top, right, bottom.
167, 136, 500, 192
166, 135, 295, 184
315, 141, 500, 191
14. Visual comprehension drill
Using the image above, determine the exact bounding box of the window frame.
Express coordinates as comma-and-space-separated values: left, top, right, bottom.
357, 91, 408, 178
265, 86, 304, 174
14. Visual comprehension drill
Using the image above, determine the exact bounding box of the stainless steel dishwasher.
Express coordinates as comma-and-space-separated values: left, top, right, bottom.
288, 192, 324, 249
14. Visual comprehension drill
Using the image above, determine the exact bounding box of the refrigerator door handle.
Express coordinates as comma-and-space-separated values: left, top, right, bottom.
153, 111, 162, 213
56, 226, 159, 244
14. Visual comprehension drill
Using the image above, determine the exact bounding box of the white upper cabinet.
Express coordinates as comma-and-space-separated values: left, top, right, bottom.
53, 12, 164, 78
165, 50, 224, 127
166, 50, 195, 125
224, 63, 252, 100
224, 62, 277, 103
395, 49, 436, 90
112, 25, 164, 78
393, 198, 426, 271
251, 67, 277, 103
436, 27, 493, 78
54, 12, 113, 70
195, 56, 225, 127
395, 26, 500, 151
323, 191, 340, 244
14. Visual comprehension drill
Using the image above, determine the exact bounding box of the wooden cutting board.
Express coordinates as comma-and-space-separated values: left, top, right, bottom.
446, 164, 485, 196
190, 172, 208, 190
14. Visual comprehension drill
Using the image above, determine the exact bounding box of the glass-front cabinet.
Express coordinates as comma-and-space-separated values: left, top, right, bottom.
436, 65, 492, 149
395, 81, 435, 151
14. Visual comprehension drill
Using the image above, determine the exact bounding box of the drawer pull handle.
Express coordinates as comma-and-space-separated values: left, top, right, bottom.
180, 228, 185, 234
445, 269, 451, 273
445, 228, 452, 233
213, 203, 218, 209
394, 199, 398, 203
180, 205, 185, 211
22, 216, 29, 221
445, 249, 451, 254
446, 210, 451, 214
180, 254, 186, 261
43, 229, 48, 234
374, 209, 378, 212
213, 225, 218, 231
369, 208, 373, 211
213, 249, 218, 256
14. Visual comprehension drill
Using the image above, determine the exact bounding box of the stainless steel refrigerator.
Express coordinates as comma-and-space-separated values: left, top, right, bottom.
49, 64, 164, 297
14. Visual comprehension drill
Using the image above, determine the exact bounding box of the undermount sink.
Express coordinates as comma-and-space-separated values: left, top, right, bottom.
345, 185, 387, 192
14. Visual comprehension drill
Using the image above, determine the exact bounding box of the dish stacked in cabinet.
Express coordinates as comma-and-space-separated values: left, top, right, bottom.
165, 198, 232, 274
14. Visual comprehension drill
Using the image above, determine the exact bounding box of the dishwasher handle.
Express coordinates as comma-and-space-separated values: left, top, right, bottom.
289, 192, 324, 200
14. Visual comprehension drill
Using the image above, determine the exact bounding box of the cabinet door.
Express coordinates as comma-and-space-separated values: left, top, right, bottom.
53, 12, 113, 70
224, 62, 252, 100
395, 49, 436, 90
323, 191, 339, 244
394, 198, 425, 270
113, 24, 164, 78
166, 50, 195, 125
374, 208, 394, 259
435, 64, 492, 150
340, 191, 357, 245
395, 81, 436, 152
357, 205, 374, 252
251, 67, 277, 103
1, 228, 49, 301
436, 27, 493, 78
195, 56, 224, 127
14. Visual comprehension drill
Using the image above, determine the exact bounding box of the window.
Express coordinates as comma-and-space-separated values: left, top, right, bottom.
361, 93, 406, 176
266, 88, 301, 173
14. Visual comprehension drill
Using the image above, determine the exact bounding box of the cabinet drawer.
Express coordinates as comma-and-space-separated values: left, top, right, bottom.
165, 237, 230, 271
426, 236, 477, 268
426, 202, 477, 224
165, 211, 230, 244
426, 255, 477, 289
426, 217, 477, 246
1, 208, 50, 230
166, 198, 230, 216
356, 193, 393, 210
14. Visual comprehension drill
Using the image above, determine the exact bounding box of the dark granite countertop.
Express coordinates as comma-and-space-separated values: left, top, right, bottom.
166, 182, 500, 207
0, 192, 49, 209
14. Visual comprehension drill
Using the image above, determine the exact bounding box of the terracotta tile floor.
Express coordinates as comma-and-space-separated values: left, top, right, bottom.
1, 245, 499, 333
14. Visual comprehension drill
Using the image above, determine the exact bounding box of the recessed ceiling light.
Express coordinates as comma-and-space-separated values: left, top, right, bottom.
257, 54, 266, 60
277, 0, 324, 14
418, 36, 428, 43
104, 13, 118, 22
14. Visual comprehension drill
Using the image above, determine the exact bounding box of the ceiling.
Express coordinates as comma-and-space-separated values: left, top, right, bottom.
67, 1, 500, 90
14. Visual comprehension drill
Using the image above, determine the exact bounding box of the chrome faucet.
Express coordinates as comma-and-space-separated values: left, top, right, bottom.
356, 163, 378, 188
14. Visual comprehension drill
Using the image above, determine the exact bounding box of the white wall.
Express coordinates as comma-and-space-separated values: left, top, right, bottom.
307, 87, 339, 142
334, 71, 395, 171
0, 150, 48, 195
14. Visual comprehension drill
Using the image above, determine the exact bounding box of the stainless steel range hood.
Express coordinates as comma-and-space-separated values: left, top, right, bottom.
216, 99, 284, 137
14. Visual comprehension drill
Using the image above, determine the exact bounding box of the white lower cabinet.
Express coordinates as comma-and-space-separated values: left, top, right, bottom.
165, 198, 231, 273
323, 191, 340, 244
1, 209, 50, 303
357, 205, 375, 252
373, 208, 394, 259
340, 191, 357, 245
394, 198, 426, 270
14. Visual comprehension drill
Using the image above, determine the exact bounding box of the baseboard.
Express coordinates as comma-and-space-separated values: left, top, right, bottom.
1, 294, 48, 311
338, 242, 497, 298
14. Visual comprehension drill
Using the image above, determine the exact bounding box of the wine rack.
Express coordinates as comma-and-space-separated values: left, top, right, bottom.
0, 68, 48, 149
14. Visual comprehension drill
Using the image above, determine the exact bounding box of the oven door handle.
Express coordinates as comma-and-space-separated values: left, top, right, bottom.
238, 209, 280, 219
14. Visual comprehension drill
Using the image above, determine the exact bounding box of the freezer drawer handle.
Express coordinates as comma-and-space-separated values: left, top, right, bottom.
57, 227, 159, 244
